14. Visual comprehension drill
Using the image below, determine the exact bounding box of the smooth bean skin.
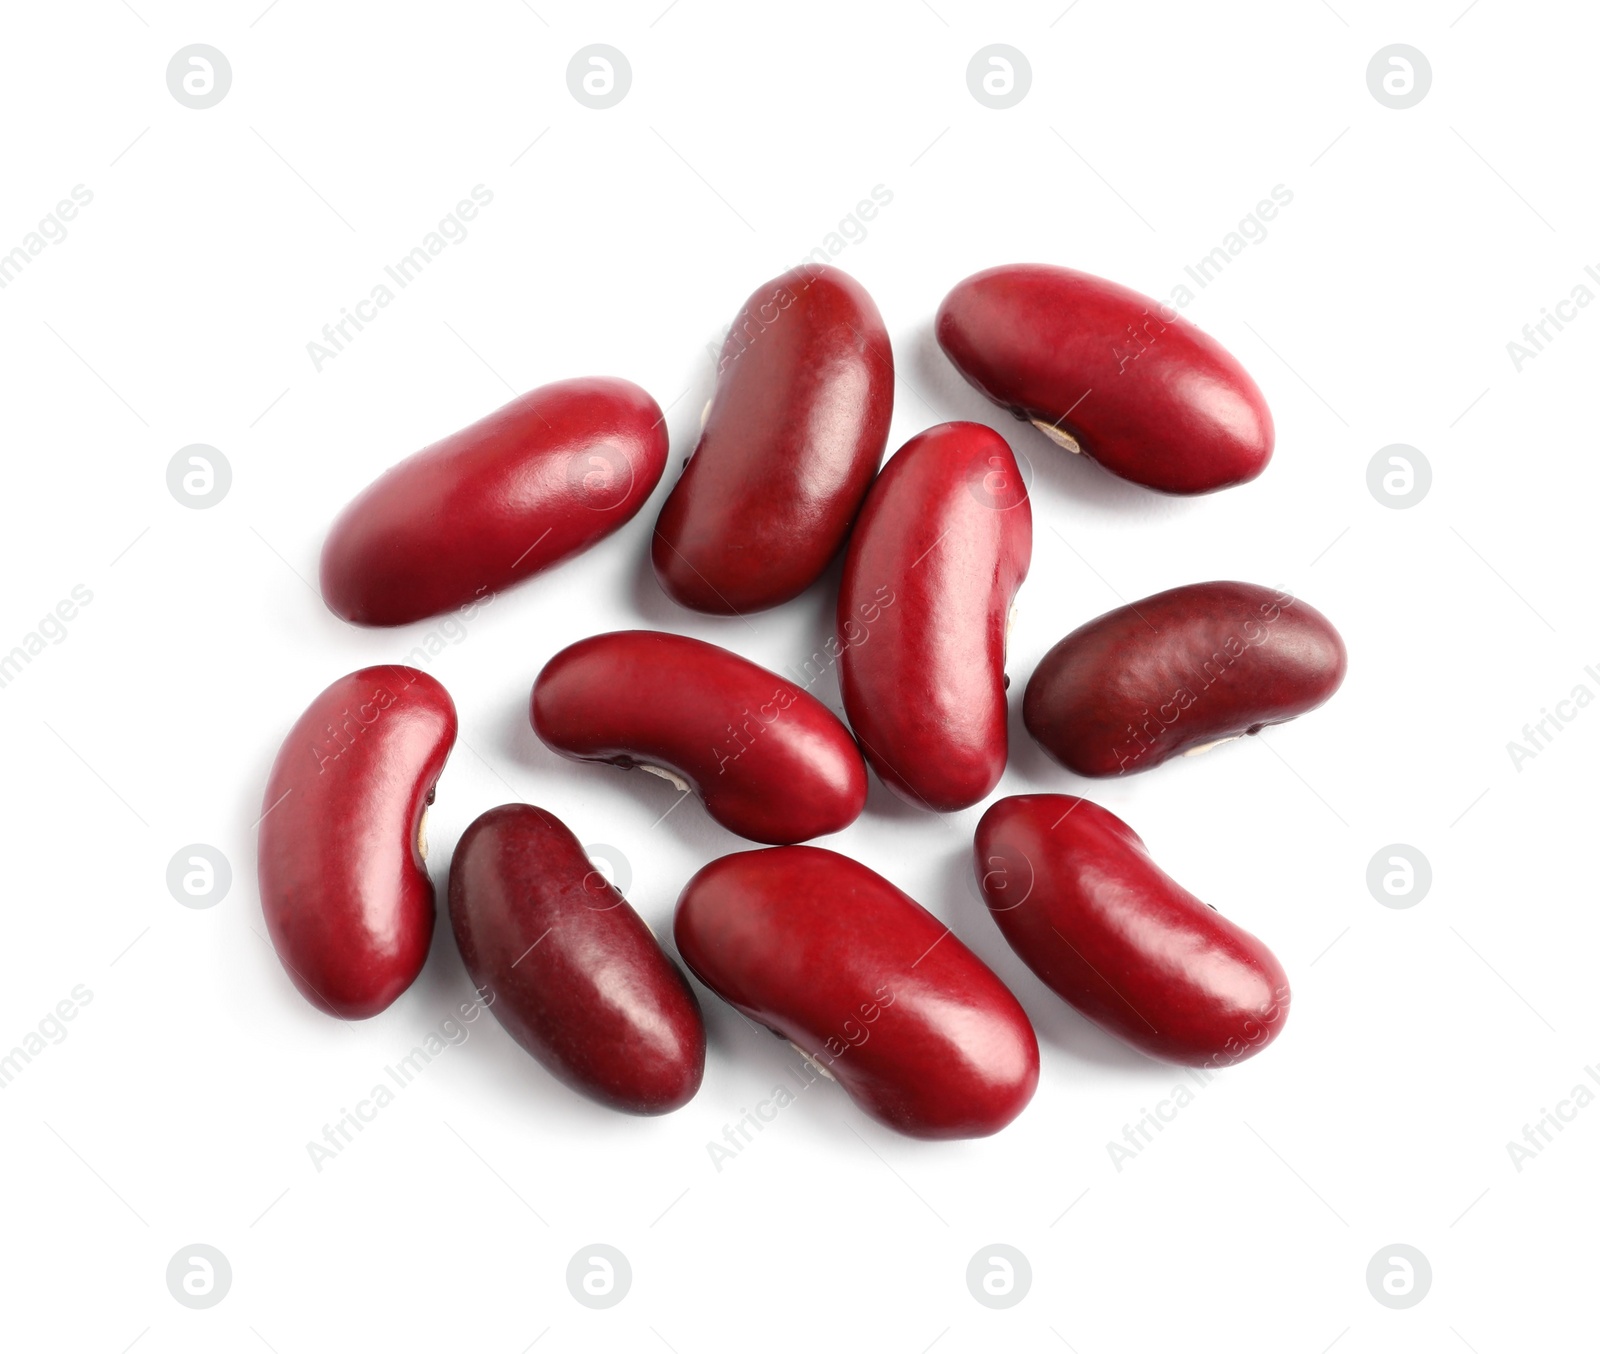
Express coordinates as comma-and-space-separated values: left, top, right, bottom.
838, 422, 1031, 811
974, 795, 1290, 1066
652, 265, 894, 613
448, 804, 705, 1115
258, 666, 457, 1019
321, 377, 668, 626
531, 630, 868, 845
673, 846, 1039, 1139
936, 264, 1273, 494
1023, 581, 1347, 777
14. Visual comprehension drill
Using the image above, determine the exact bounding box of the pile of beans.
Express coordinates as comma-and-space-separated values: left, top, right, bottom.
257, 262, 1347, 1140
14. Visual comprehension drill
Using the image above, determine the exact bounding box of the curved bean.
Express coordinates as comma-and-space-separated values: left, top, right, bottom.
674, 845, 1038, 1139
653, 265, 893, 613
322, 377, 668, 625
531, 630, 868, 844
258, 666, 456, 1018
937, 264, 1272, 494
838, 422, 1031, 810
1024, 581, 1346, 777
449, 804, 704, 1114
975, 794, 1290, 1066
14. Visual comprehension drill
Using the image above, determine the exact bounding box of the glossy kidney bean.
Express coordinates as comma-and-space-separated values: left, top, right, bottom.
321, 377, 668, 626
448, 804, 705, 1115
674, 846, 1038, 1138
1024, 581, 1347, 777
975, 795, 1290, 1066
837, 422, 1031, 811
531, 630, 868, 844
936, 264, 1273, 494
652, 264, 894, 613
258, 666, 457, 1019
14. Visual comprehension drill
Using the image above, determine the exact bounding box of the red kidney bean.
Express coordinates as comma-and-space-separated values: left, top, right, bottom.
1024, 581, 1346, 777
652, 264, 894, 613
936, 264, 1273, 494
837, 422, 1031, 811
975, 794, 1290, 1066
531, 630, 868, 844
321, 377, 668, 626
448, 804, 705, 1115
674, 846, 1038, 1139
258, 666, 457, 1019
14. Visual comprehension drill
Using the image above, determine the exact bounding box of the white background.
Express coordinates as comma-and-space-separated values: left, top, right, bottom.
0, 1, 1593, 1349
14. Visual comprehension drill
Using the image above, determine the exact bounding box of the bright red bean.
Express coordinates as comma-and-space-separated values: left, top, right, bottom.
837, 422, 1031, 811
449, 804, 705, 1115
652, 264, 894, 613
975, 795, 1290, 1066
531, 630, 868, 844
1024, 581, 1347, 777
258, 666, 456, 1019
674, 846, 1038, 1139
936, 264, 1273, 494
321, 377, 668, 626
